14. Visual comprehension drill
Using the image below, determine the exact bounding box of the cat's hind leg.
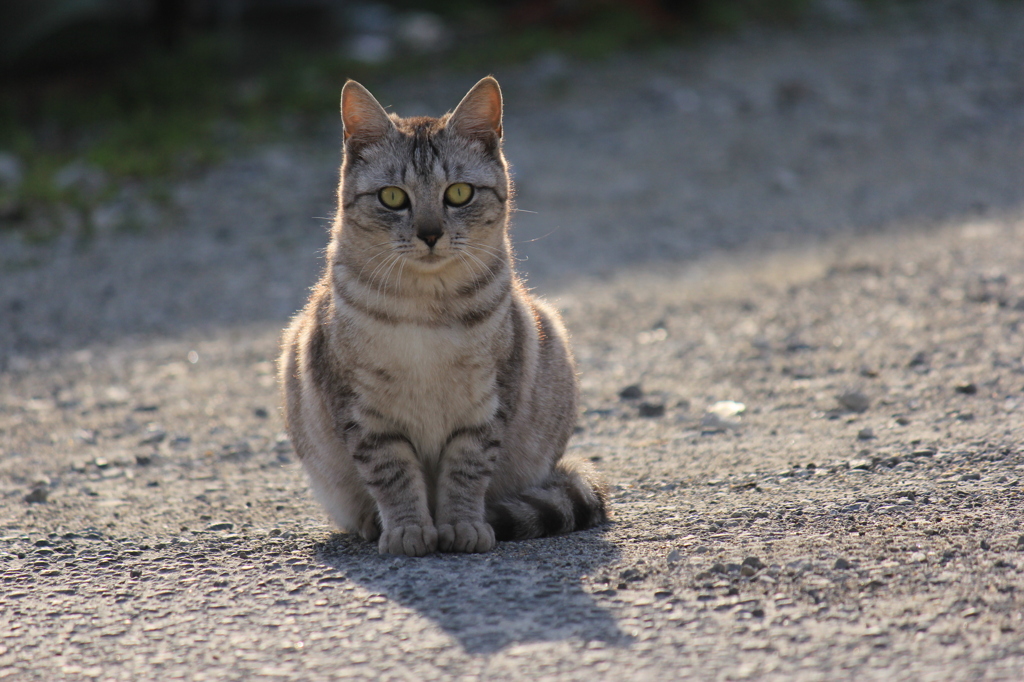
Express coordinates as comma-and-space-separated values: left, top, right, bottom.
486, 457, 609, 541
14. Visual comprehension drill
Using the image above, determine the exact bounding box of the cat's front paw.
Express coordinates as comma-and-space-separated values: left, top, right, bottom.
378, 524, 438, 556
437, 521, 496, 553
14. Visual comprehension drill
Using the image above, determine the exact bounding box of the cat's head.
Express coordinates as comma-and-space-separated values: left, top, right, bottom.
335, 77, 511, 276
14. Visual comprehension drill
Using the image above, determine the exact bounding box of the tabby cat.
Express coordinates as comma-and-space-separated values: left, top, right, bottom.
278, 76, 608, 556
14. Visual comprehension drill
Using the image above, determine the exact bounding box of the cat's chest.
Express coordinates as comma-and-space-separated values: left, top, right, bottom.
353, 322, 497, 453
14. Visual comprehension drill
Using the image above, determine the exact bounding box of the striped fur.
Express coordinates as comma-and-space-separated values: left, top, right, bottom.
279, 77, 608, 556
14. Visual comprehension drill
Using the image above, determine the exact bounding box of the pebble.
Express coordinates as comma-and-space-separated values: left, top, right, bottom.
24, 487, 49, 504
638, 402, 665, 418
205, 523, 234, 532
980, 539, 991, 551
837, 390, 870, 413
954, 382, 978, 395
74, 429, 98, 445
1017, 535, 1024, 549
618, 384, 643, 400
908, 351, 929, 368
702, 401, 745, 432
139, 430, 166, 446
834, 558, 852, 570
708, 401, 746, 418
666, 549, 682, 564
857, 427, 875, 440
849, 458, 873, 470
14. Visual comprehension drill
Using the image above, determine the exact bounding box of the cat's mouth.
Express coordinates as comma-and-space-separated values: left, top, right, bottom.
413, 251, 449, 266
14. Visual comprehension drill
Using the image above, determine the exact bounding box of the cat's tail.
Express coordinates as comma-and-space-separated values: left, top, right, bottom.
487, 458, 610, 541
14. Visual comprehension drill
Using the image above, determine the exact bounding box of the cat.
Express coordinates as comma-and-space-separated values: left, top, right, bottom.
278, 76, 608, 556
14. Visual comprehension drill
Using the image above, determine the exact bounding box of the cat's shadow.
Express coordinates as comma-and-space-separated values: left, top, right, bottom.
315, 528, 629, 654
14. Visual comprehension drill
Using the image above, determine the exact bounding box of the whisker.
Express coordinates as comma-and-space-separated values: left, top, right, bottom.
377, 253, 405, 321
515, 227, 559, 245
354, 241, 397, 282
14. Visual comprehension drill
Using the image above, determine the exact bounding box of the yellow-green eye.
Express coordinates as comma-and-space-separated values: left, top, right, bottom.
444, 183, 474, 207
378, 186, 408, 209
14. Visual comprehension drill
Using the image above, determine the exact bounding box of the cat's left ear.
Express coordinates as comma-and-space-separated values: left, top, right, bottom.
449, 76, 503, 141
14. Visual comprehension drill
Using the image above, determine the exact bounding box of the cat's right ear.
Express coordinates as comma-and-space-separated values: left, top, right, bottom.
341, 80, 394, 148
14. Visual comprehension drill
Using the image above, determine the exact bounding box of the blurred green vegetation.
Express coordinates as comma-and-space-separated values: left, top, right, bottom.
0, 0, 989, 239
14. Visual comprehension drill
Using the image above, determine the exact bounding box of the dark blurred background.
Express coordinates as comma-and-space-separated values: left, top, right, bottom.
0, 0, 966, 239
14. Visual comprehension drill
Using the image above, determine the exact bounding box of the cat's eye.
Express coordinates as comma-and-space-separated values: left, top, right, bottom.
378, 186, 409, 209
444, 183, 474, 207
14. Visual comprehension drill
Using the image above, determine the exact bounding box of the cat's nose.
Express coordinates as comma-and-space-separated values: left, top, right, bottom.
417, 225, 443, 248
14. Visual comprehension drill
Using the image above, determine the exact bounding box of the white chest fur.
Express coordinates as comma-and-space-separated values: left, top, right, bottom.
353, 320, 498, 460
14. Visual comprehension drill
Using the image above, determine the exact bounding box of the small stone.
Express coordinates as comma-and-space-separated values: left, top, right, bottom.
708, 400, 746, 418
955, 382, 978, 395
740, 564, 756, 577
857, 427, 875, 441
702, 401, 745, 432
94, 457, 110, 469
849, 458, 873, 471
254, 407, 269, 419
980, 539, 991, 551
960, 473, 981, 481
910, 449, 936, 458
619, 384, 643, 400
638, 402, 665, 418
139, 430, 166, 446
710, 562, 727, 574
205, 523, 234, 532
1016, 535, 1024, 550
135, 454, 152, 466
837, 390, 870, 413
75, 429, 98, 445
834, 558, 852, 570
908, 351, 929, 368
24, 487, 49, 504
742, 556, 764, 571
895, 416, 911, 426
667, 549, 682, 564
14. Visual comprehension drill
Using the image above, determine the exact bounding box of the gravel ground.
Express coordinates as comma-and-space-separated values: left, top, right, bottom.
2, 4, 1024, 680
